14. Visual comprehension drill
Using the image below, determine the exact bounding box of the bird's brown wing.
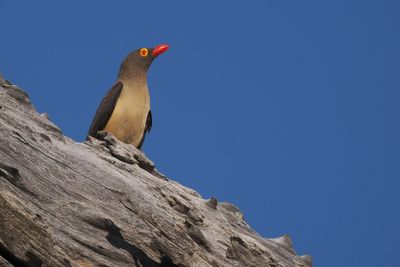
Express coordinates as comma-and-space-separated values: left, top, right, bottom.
145, 110, 152, 133
137, 110, 152, 149
86, 82, 123, 139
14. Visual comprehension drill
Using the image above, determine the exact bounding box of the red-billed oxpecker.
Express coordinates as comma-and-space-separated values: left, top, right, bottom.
87, 44, 169, 149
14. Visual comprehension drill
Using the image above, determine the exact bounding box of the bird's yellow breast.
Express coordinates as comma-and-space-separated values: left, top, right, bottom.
104, 82, 150, 147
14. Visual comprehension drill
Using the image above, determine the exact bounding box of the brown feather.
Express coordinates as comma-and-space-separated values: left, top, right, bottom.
87, 82, 123, 139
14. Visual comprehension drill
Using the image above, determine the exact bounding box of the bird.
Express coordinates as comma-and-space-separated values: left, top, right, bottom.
87, 44, 169, 149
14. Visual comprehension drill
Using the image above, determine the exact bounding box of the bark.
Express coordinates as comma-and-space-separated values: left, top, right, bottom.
0, 77, 312, 267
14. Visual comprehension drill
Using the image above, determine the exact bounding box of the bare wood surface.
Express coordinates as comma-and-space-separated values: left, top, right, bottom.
0, 78, 312, 267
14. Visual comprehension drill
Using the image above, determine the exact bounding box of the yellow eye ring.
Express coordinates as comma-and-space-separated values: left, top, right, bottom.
140, 48, 148, 57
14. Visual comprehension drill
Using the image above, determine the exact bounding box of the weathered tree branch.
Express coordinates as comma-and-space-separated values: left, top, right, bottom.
0, 76, 312, 267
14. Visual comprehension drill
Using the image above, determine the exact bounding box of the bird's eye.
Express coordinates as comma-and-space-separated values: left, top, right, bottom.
140, 48, 149, 57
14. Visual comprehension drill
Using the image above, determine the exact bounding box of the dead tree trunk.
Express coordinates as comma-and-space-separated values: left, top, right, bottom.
0, 77, 312, 267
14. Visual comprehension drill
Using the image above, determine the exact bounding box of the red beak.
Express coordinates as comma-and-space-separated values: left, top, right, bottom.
152, 43, 170, 57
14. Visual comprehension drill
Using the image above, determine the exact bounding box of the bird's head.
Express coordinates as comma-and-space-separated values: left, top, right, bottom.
119, 44, 169, 78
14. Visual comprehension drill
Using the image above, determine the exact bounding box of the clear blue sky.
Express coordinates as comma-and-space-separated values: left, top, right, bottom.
1, 1, 399, 266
